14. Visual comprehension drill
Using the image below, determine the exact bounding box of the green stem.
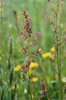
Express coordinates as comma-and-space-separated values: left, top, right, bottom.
47, 91, 51, 100
28, 80, 33, 100
8, 37, 16, 100
55, 0, 63, 99
1, 88, 4, 100
57, 46, 63, 100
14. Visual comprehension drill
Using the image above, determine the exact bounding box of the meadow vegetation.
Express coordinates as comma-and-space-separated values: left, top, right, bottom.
0, 0, 66, 100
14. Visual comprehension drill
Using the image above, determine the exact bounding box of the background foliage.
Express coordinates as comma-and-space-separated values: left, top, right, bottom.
0, 0, 66, 100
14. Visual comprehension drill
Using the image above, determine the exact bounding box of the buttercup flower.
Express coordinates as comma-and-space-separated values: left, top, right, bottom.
29, 62, 38, 69
42, 52, 55, 60
50, 47, 55, 52
14, 65, 21, 72
42, 52, 51, 58
31, 77, 38, 82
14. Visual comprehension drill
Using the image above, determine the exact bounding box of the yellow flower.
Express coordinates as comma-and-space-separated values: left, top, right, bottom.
50, 47, 55, 52
29, 62, 38, 69
31, 77, 38, 82
14, 65, 21, 72
42, 52, 55, 60
42, 52, 51, 58
27, 62, 38, 76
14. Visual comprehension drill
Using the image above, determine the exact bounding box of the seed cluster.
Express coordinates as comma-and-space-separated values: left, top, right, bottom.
23, 10, 32, 37
40, 81, 46, 100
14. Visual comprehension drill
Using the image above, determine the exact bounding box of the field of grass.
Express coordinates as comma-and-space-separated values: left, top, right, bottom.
0, 0, 66, 100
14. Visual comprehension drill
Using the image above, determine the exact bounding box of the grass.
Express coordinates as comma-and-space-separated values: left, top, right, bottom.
0, 0, 66, 100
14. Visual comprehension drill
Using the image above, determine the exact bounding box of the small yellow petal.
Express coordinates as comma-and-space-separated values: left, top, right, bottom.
50, 47, 55, 52
42, 52, 51, 58
29, 62, 38, 69
14, 65, 21, 72
42, 52, 55, 60
31, 77, 38, 82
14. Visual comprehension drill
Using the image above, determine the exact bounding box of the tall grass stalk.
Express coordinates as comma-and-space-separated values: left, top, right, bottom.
55, 0, 63, 99
46, 0, 64, 99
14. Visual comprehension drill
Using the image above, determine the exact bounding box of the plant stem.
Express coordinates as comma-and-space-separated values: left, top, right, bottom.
56, 0, 63, 99
1, 88, 4, 100
28, 80, 33, 100
57, 45, 62, 99
47, 91, 51, 100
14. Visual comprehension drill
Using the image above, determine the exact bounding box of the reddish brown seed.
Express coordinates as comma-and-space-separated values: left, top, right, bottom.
22, 46, 28, 54
23, 10, 32, 37
36, 32, 40, 40
20, 32, 28, 41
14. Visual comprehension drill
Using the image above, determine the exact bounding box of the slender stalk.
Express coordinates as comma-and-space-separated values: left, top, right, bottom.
47, 93, 51, 100
8, 37, 17, 100
27, 79, 33, 100
39, 58, 51, 100
13, 11, 20, 34
1, 88, 4, 100
55, 0, 63, 99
